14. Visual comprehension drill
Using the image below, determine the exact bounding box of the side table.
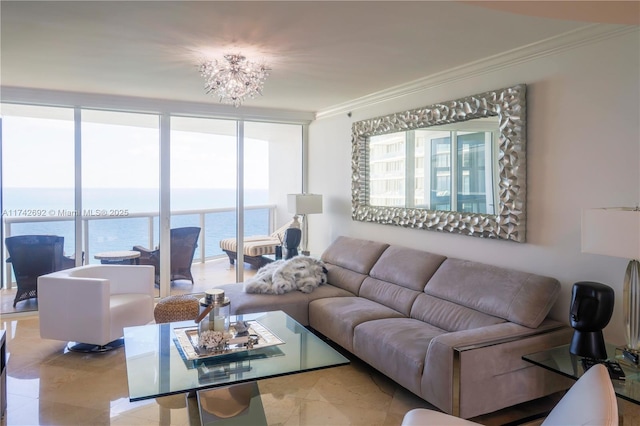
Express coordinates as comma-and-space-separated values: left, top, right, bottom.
94, 250, 141, 265
523, 342, 640, 405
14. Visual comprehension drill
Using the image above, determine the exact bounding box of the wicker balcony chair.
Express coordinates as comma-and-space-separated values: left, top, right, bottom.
5, 235, 80, 307
133, 227, 201, 285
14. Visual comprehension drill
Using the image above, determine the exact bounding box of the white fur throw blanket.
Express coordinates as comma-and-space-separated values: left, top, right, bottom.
243, 256, 328, 295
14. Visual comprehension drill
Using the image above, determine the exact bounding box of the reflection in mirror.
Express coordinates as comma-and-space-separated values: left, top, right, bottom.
369, 117, 498, 214
352, 84, 526, 242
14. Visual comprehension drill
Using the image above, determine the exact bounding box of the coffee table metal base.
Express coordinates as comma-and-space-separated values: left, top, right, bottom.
196, 382, 266, 426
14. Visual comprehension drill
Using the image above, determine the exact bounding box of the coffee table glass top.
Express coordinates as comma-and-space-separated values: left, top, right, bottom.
123, 310, 350, 401
523, 343, 640, 405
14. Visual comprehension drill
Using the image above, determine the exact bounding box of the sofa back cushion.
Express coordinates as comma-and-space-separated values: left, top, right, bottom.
321, 236, 389, 294
369, 246, 446, 291
359, 246, 447, 315
410, 293, 506, 332
424, 258, 561, 328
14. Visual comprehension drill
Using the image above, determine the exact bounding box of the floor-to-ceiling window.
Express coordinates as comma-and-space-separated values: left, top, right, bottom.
244, 120, 303, 235
0, 100, 307, 314
168, 118, 303, 290
170, 116, 239, 291
81, 109, 160, 297
1, 104, 77, 312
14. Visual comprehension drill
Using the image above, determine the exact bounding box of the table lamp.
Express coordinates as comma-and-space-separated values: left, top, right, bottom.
287, 194, 323, 256
582, 207, 640, 357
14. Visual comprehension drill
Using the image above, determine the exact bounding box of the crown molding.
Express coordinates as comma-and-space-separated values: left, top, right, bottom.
315, 24, 638, 120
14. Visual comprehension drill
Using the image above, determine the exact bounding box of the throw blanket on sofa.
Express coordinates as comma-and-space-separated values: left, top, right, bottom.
243, 256, 328, 295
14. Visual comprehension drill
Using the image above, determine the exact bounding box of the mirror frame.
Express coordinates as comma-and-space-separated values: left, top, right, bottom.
351, 84, 527, 242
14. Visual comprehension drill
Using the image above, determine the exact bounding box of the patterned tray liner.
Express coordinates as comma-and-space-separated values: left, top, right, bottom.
174, 320, 284, 361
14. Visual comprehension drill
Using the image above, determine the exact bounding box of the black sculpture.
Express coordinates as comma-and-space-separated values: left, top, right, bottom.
283, 228, 302, 259
569, 281, 615, 360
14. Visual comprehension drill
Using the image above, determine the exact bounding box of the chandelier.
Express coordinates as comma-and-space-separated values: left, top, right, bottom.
199, 54, 271, 107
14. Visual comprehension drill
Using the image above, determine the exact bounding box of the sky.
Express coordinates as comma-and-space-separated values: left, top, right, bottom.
2, 114, 269, 189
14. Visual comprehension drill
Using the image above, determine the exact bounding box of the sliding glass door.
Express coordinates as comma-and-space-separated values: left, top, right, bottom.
169, 117, 238, 292
1, 104, 77, 312
81, 109, 160, 298
244, 120, 303, 237
1, 101, 306, 313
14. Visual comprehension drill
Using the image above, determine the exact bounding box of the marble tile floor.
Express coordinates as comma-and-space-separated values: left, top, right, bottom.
0, 314, 564, 426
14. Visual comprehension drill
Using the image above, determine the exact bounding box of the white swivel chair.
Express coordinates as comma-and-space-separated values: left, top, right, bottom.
38, 264, 155, 352
402, 363, 618, 426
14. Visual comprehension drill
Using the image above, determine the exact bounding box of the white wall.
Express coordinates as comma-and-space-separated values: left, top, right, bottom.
307, 27, 640, 345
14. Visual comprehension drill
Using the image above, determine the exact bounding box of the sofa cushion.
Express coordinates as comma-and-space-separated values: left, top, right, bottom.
214, 282, 354, 326
424, 258, 561, 328
359, 277, 422, 316
357, 246, 447, 315
410, 293, 506, 332
369, 246, 446, 291
321, 236, 389, 275
321, 237, 389, 294
325, 264, 369, 295
309, 297, 404, 352
353, 318, 445, 396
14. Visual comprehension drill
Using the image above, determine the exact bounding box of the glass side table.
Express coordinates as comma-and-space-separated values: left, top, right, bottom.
523, 343, 640, 405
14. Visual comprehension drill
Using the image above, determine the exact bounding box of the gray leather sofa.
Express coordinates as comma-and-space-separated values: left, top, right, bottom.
215, 236, 573, 418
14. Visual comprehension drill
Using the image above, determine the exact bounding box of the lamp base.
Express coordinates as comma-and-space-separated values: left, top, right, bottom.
624, 260, 640, 349
290, 215, 301, 229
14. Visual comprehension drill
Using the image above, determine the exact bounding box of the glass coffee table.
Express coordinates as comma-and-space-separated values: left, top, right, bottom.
123, 310, 350, 402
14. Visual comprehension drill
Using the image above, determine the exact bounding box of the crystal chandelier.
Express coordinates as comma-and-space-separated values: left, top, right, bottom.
199, 54, 270, 107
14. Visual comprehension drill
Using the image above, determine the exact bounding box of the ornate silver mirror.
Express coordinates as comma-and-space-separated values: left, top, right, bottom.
352, 84, 526, 242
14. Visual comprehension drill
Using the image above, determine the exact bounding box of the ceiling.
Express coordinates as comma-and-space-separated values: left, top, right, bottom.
1, 1, 637, 114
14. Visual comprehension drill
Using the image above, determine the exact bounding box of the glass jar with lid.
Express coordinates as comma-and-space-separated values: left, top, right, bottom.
198, 289, 230, 333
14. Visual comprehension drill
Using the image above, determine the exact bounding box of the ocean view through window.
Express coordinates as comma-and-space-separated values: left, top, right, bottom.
1, 102, 304, 311
2, 187, 270, 262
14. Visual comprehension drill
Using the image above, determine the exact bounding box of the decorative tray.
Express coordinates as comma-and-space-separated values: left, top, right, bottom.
173, 320, 284, 362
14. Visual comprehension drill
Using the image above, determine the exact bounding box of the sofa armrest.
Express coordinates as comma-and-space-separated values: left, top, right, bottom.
422, 319, 572, 418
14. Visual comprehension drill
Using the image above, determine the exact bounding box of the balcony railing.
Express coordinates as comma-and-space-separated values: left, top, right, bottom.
2, 204, 276, 288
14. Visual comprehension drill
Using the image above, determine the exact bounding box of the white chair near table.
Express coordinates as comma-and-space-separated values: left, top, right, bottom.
37, 264, 155, 352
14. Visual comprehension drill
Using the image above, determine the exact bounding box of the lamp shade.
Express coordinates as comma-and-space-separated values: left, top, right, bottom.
581, 208, 640, 260
287, 194, 323, 215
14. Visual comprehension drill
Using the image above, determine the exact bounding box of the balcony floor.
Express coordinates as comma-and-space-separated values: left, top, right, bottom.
1, 257, 258, 316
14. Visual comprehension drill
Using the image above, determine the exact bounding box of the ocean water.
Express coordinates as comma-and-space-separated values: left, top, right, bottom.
2, 187, 271, 262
